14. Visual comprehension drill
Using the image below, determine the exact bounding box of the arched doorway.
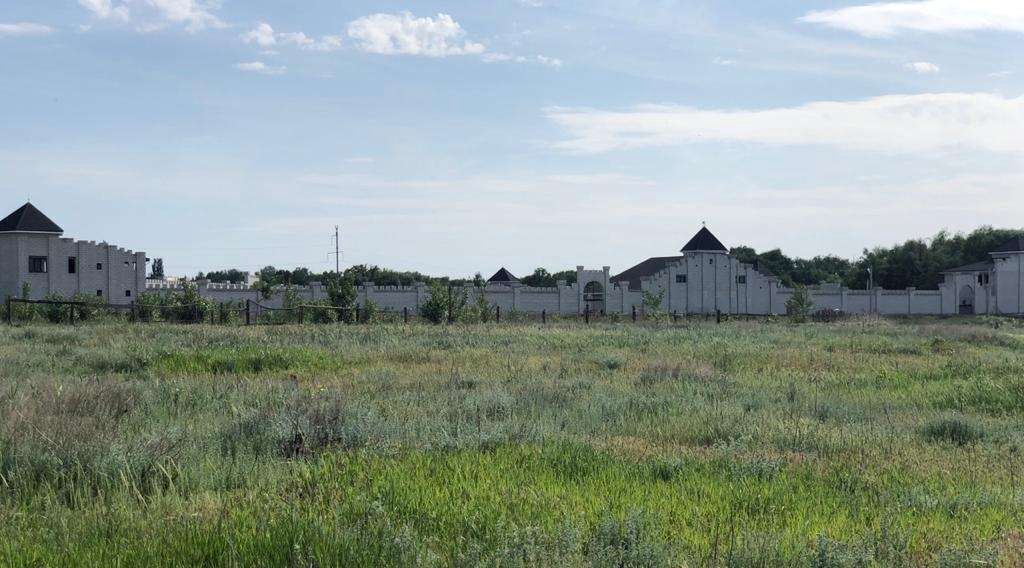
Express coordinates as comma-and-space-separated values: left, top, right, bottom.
959, 285, 975, 315
583, 281, 605, 315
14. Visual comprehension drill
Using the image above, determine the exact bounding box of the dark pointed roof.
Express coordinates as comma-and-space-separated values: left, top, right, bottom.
943, 260, 993, 273
487, 267, 519, 283
993, 237, 1024, 253
680, 226, 727, 252
0, 203, 63, 234
611, 256, 683, 291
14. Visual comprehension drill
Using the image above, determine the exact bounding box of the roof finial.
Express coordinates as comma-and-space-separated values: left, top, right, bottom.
702, 220, 706, 227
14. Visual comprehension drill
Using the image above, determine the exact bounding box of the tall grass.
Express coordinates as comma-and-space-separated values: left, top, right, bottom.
1, 318, 1023, 565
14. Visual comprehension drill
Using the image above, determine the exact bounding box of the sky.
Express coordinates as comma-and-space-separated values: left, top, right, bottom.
1, 0, 1023, 278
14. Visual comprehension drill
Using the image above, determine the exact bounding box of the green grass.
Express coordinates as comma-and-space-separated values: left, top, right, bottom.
1, 318, 1024, 566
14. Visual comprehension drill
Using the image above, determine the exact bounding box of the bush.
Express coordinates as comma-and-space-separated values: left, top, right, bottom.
361, 298, 380, 323
467, 289, 494, 323
921, 417, 986, 446
642, 289, 667, 321
40, 293, 70, 323
328, 280, 357, 323
69, 292, 106, 321
419, 282, 466, 324
786, 285, 814, 322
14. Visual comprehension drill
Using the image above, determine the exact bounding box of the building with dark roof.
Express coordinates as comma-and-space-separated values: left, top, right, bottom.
487, 267, 520, 285
0, 203, 147, 304
0, 203, 64, 235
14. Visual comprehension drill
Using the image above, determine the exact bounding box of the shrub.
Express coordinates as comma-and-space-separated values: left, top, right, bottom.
327, 279, 357, 323
641, 289, 667, 321
40, 293, 70, 323
419, 282, 466, 324
468, 289, 494, 323
786, 285, 814, 322
70, 292, 106, 321
922, 417, 986, 446
361, 298, 380, 323
136, 293, 162, 322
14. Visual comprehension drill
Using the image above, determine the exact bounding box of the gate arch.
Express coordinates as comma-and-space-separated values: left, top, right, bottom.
959, 285, 975, 315
583, 281, 606, 315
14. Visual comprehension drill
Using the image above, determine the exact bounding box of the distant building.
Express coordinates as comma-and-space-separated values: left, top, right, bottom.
6, 200, 1022, 316
487, 267, 520, 286
0, 203, 147, 304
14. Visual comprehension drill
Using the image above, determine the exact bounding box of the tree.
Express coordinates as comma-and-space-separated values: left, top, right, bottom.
419, 282, 466, 324
521, 268, 578, 287
150, 258, 165, 280
641, 289, 667, 321
786, 285, 814, 322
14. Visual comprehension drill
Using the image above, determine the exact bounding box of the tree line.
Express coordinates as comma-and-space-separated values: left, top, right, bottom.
183, 226, 1024, 292
731, 226, 1024, 289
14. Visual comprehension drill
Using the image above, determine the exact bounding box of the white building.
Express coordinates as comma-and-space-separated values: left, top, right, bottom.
0, 203, 147, 304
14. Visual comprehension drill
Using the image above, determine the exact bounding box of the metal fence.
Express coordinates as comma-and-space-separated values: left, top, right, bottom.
5, 296, 810, 327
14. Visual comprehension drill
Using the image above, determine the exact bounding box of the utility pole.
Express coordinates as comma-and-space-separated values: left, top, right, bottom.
332, 225, 341, 275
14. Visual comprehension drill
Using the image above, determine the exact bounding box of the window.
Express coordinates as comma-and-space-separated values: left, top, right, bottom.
709, 258, 714, 265
28, 256, 48, 274
96, 290, 103, 297
676, 274, 687, 284
737, 275, 747, 284
68, 257, 77, 274
978, 273, 990, 286
96, 262, 103, 270
125, 290, 132, 298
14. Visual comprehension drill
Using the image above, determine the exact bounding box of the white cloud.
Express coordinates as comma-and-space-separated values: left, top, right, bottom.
78, 0, 130, 21
242, 22, 343, 52
242, 22, 275, 47
482, 52, 563, 68
347, 12, 485, 57
800, 1, 1024, 37
234, 61, 286, 75
536, 55, 563, 69
0, 22, 55, 36
906, 61, 940, 74
146, 0, 224, 32
546, 92, 1024, 155
78, 0, 223, 33
713, 56, 737, 66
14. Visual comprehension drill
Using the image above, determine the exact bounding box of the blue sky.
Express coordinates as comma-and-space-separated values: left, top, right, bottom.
1, 1, 1022, 278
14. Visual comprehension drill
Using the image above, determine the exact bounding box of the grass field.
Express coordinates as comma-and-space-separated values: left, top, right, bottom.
1, 318, 1023, 566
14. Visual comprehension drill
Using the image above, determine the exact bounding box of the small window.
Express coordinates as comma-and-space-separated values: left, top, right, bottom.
737, 275, 747, 284
676, 274, 687, 284
125, 290, 132, 298
96, 262, 103, 271
28, 256, 48, 274
709, 258, 714, 265
96, 290, 103, 297
68, 257, 77, 274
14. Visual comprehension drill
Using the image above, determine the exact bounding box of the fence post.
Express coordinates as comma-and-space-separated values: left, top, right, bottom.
672, 310, 677, 324
632, 305, 637, 323
542, 309, 546, 324
298, 306, 305, 325
496, 305, 501, 324
585, 304, 590, 325
403, 306, 408, 324
356, 304, 361, 324
5, 297, 11, 326
716, 309, 722, 324
245, 300, 251, 326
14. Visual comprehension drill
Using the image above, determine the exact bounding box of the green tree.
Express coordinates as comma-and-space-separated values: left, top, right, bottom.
419, 282, 466, 324
149, 258, 164, 279
786, 285, 814, 322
